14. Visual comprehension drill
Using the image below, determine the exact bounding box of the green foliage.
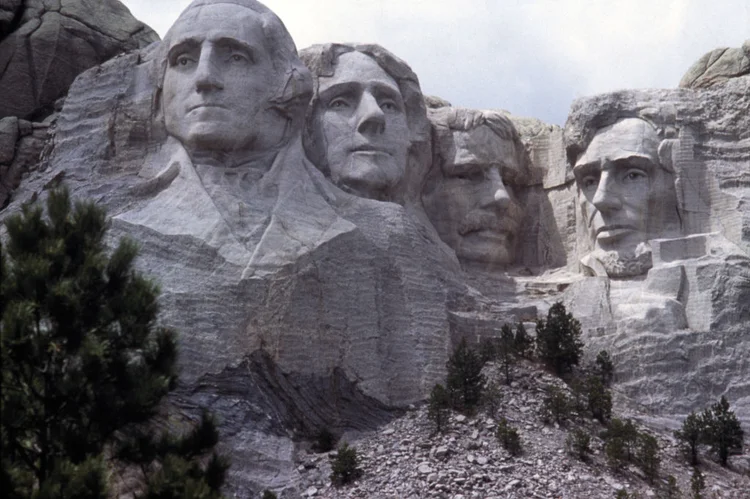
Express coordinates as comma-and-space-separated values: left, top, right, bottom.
690, 467, 705, 499
615, 490, 640, 499
701, 396, 744, 466
496, 417, 522, 456
313, 428, 336, 453
674, 411, 705, 466
540, 385, 572, 425
586, 375, 613, 423
497, 324, 515, 384
566, 428, 591, 462
594, 350, 614, 385
330, 443, 362, 486
662, 475, 680, 499
513, 322, 534, 359
535, 302, 584, 376
636, 432, 660, 482
262, 491, 278, 499
480, 380, 502, 418
446, 338, 485, 414
0, 187, 227, 497
603, 418, 639, 471
427, 384, 451, 434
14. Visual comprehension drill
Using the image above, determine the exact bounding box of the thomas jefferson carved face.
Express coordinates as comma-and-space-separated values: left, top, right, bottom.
313, 51, 411, 199
574, 118, 678, 276
423, 111, 524, 266
162, 3, 286, 155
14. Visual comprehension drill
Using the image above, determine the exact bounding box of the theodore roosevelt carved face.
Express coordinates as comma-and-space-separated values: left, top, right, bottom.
423, 108, 525, 266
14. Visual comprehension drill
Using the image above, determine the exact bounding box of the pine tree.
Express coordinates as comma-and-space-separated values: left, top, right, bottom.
0, 187, 227, 497
674, 411, 705, 466
594, 350, 614, 385
636, 432, 660, 482
586, 374, 612, 423
427, 384, 450, 434
497, 324, 515, 385
446, 338, 485, 414
513, 321, 533, 359
690, 468, 705, 499
535, 302, 584, 376
701, 396, 744, 466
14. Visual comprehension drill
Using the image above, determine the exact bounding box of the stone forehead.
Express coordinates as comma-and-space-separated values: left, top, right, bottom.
442, 126, 519, 173
577, 118, 660, 166
318, 51, 399, 92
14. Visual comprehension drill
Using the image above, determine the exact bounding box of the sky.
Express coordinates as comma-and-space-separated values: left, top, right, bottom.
119, 0, 750, 126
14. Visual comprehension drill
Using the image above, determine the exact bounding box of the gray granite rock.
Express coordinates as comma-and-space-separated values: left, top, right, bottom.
679, 40, 750, 89
0, 0, 158, 120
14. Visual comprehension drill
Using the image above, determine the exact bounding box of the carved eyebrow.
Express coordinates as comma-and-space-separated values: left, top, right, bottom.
369, 82, 403, 102
213, 37, 257, 59
318, 81, 360, 101
167, 38, 201, 63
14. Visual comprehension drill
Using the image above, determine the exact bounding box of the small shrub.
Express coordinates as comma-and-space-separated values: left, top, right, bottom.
313, 428, 336, 453
428, 383, 451, 434
330, 443, 362, 486
566, 428, 591, 461
540, 385, 572, 425
496, 417, 522, 456
663, 475, 681, 499
690, 467, 705, 499
604, 418, 639, 471
262, 491, 278, 499
497, 324, 516, 384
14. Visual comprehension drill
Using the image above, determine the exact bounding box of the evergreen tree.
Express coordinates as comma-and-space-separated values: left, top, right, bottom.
594, 350, 614, 385
446, 338, 485, 414
535, 302, 583, 376
674, 411, 705, 466
427, 384, 450, 434
701, 396, 744, 466
330, 443, 362, 486
540, 385, 572, 426
497, 324, 515, 385
0, 188, 227, 497
586, 374, 612, 423
636, 432, 660, 482
513, 321, 533, 359
690, 468, 705, 499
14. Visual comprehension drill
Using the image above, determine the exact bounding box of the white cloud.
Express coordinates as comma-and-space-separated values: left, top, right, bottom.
119, 0, 750, 125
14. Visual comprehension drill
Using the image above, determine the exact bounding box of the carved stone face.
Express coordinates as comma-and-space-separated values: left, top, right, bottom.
423, 124, 523, 266
313, 51, 410, 199
574, 118, 676, 274
162, 3, 285, 155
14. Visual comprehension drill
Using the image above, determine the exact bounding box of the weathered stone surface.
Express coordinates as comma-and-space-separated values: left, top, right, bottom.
0, 114, 50, 207
2, 1, 460, 494
0, 0, 158, 120
679, 40, 750, 89
301, 43, 430, 205
564, 80, 750, 424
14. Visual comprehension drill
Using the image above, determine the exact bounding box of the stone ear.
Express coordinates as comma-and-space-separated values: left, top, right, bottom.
657, 139, 676, 173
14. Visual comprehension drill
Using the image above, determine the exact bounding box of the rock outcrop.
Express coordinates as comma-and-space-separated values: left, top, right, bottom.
0, 0, 158, 120
679, 40, 750, 89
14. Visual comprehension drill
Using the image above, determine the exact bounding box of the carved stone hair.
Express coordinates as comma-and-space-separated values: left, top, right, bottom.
156, 0, 312, 126
299, 43, 431, 182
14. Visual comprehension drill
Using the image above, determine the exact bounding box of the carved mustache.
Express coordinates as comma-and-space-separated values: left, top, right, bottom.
458, 211, 520, 236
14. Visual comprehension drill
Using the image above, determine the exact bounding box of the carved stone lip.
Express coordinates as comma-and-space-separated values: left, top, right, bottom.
350, 144, 388, 154
187, 103, 227, 112
595, 224, 637, 236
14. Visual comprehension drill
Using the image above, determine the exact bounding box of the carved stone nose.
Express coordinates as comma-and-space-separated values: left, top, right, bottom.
356, 92, 385, 134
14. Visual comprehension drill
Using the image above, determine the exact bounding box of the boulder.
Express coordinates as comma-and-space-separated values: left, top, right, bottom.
0, 0, 158, 120
679, 40, 750, 89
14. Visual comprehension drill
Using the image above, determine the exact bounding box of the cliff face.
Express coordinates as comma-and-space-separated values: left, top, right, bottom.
3, 1, 750, 496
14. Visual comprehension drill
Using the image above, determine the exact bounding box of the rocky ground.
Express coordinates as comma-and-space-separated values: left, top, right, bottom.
293, 360, 750, 499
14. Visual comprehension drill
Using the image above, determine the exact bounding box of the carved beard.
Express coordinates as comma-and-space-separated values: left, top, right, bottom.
584, 245, 653, 278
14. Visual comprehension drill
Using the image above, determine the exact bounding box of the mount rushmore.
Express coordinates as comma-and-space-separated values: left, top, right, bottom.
2, 0, 750, 495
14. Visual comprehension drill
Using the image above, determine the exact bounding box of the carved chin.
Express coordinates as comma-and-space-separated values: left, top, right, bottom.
584, 248, 653, 278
